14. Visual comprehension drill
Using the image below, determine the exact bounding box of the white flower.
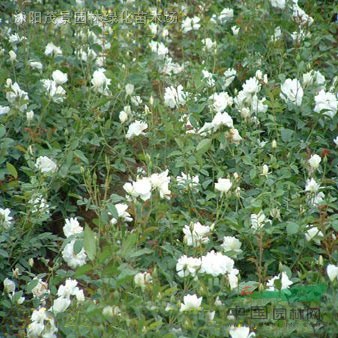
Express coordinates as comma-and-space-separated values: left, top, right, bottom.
200, 250, 235, 277
305, 225, 324, 244
229, 326, 256, 338
52, 70, 68, 85
176, 255, 201, 278
51, 297, 71, 313
271, 26, 282, 42
308, 154, 321, 170
228, 269, 239, 290
210, 92, 233, 113
134, 272, 152, 289
280, 79, 303, 106
62, 240, 87, 269
327, 264, 338, 282
0, 105, 10, 115
261, 164, 270, 176
3, 278, 15, 294
292, 3, 313, 26
302, 70, 325, 88
63, 217, 83, 238
9, 50, 16, 61
202, 70, 215, 87
126, 121, 148, 139
162, 57, 184, 75
223, 68, 237, 88
267, 272, 293, 291
251, 211, 271, 231
57, 279, 80, 298
219, 8, 234, 23
125, 83, 134, 96
31, 279, 49, 298
221, 236, 242, 255
35, 156, 57, 174
5, 80, 29, 111
45, 42, 62, 56
202, 38, 217, 51
314, 90, 337, 118
183, 222, 211, 247
305, 178, 320, 193
334, 136, 338, 147
110, 203, 132, 225
41, 79, 66, 103
0, 208, 13, 229
242, 77, 261, 95
180, 294, 202, 312
215, 178, 232, 195
164, 85, 187, 108
29, 195, 50, 215
148, 41, 168, 58
270, 0, 286, 9
91, 69, 111, 95
181, 16, 200, 33
176, 172, 199, 190
26, 110, 34, 121
102, 305, 121, 317
150, 170, 171, 199
231, 25, 240, 36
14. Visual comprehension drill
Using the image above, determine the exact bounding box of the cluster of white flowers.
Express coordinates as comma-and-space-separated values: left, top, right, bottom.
51, 279, 84, 314
41, 70, 67, 104
35, 156, 58, 174
29, 194, 50, 216
123, 170, 171, 201
44, 42, 62, 57
27, 308, 58, 338
5, 79, 29, 112
0, 207, 13, 229
62, 217, 87, 269
176, 255, 202, 278
234, 73, 268, 119
164, 85, 187, 109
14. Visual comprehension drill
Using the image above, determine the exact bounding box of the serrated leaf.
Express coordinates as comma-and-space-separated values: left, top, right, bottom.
84, 225, 96, 261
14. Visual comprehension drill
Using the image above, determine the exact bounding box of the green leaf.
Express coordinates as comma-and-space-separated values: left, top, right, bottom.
73, 239, 84, 255
196, 138, 212, 154
84, 225, 96, 261
0, 125, 5, 138
6, 162, 18, 179
281, 128, 294, 143
118, 233, 138, 259
26, 279, 40, 293
107, 203, 118, 219
286, 222, 299, 235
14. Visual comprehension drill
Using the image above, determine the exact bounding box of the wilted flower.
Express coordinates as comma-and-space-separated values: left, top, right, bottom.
180, 294, 202, 312
35, 156, 57, 174
3, 278, 16, 294
280, 79, 303, 106
31, 279, 49, 299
